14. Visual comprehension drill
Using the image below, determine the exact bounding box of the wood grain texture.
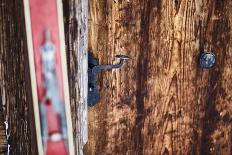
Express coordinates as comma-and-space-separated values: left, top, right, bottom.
86, 0, 232, 155
0, 0, 34, 154
0, 0, 87, 154
63, 0, 88, 154
0, 2, 8, 153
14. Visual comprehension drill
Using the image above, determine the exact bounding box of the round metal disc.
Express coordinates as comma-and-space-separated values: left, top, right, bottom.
200, 52, 216, 69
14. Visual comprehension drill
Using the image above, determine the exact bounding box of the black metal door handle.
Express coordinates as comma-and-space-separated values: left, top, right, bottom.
87, 52, 129, 107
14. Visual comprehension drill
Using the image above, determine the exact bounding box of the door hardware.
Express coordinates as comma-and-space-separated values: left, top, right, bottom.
88, 52, 129, 107
199, 52, 216, 69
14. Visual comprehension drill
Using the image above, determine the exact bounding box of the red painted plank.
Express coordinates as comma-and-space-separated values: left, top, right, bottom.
29, 0, 64, 102
24, 0, 74, 154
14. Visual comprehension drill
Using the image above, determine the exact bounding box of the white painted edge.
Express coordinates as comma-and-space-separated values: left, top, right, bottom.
57, 0, 75, 155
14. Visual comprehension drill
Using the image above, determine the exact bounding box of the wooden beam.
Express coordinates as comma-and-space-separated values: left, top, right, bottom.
0, 0, 33, 154
0, 0, 88, 154
63, 0, 88, 154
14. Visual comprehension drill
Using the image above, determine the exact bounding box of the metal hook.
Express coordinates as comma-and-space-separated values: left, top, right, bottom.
87, 52, 129, 107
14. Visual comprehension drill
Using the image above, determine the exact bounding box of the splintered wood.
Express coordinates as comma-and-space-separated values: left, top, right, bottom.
63, 0, 88, 155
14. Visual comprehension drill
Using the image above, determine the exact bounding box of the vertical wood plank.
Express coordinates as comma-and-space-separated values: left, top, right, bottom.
0, 1, 9, 153
0, 0, 88, 154
0, 0, 34, 154
63, 0, 88, 154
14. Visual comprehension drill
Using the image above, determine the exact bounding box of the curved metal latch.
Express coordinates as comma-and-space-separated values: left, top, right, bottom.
88, 52, 129, 107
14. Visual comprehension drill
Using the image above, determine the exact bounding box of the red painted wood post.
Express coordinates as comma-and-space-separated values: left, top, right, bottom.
23, 0, 75, 154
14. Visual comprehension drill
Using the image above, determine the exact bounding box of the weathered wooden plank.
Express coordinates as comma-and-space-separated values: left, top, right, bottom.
0, 1, 8, 153
86, 0, 232, 155
63, 0, 88, 154
0, 0, 88, 154
0, 0, 33, 154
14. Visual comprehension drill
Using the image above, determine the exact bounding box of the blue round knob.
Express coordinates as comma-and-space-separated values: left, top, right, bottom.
199, 52, 216, 68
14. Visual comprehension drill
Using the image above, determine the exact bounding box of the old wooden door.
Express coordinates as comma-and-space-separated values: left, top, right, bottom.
0, 0, 232, 155
86, 0, 232, 155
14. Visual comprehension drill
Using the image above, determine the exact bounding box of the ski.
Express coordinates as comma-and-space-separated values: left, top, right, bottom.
23, 0, 75, 154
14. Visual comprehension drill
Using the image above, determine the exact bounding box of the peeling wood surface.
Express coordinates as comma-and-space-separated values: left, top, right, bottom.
63, 0, 88, 154
0, 0, 87, 154
86, 0, 232, 155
